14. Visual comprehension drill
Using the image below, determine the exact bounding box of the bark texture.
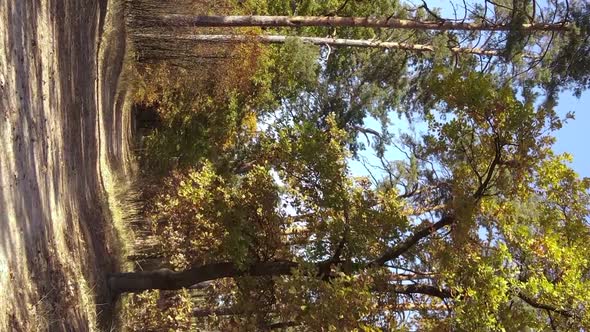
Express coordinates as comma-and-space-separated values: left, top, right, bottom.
154, 15, 569, 32
108, 261, 297, 293
136, 33, 516, 56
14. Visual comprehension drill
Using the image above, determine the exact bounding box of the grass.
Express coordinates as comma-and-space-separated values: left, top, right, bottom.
96, 0, 248, 329
94, 0, 146, 330
78, 276, 98, 331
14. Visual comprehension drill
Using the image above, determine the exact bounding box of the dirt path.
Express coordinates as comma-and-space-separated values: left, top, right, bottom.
0, 0, 132, 330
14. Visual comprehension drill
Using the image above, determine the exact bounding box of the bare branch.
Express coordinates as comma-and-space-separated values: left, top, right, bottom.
420, 0, 445, 22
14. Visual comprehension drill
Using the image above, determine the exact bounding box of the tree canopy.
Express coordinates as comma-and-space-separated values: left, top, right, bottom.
118, 0, 590, 330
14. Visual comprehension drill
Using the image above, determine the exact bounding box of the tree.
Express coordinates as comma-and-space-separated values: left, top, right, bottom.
128, 0, 590, 105
121, 0, 590, 330
114, 71, 590, 330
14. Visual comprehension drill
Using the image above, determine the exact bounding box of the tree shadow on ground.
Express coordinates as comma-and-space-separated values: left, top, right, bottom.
0, 0, 128, 330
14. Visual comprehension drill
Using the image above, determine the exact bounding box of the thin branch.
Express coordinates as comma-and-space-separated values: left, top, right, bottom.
324, 0, 352, 16
518, 293, 574, 318
472, 136, 502, 200
420, 0, 445, 22
486, 0, 513, 13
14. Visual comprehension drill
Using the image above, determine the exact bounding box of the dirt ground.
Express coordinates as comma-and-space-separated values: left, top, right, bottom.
0, 0, 133, 330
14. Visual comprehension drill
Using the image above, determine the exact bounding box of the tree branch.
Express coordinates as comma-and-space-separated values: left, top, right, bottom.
109, 261, 298, 293
193, 307, 249, 317
472, 137, 502, 200
371, 214, 455, 266
518, 293, 573, 318
393, 284, 452, 299
420, 0, 445, 22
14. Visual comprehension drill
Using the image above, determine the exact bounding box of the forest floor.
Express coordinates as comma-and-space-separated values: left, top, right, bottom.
0, 0, 134, 330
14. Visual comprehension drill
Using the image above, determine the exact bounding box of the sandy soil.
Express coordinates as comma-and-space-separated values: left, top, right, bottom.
0, 0, 132, 330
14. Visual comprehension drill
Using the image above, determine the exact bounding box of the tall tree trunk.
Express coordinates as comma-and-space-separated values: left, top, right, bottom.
136, 33, 525, 57
108, 261, 297, 294
109, 215, 455, 294
108, 261, 453, 296
153, 15, 569, 32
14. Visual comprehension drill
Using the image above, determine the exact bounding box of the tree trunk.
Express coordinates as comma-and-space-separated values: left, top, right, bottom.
136, 33, 525, 57
153, 15, 569, 32
108, 261, 297, 294
109, 215, 455, 294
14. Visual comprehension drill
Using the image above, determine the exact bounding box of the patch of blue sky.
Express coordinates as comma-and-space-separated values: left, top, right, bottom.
552, 90, 590, 177
347, 0, 588, 179
348, 113, 427, 181
348, 91, 589, 180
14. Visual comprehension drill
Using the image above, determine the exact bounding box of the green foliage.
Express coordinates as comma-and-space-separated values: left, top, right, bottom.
150, 161, 287, 269
544, 2, 590, 101
132, 57, 265, 173
503, 0, 531, 60
123, 290, 193, 331
150, 162, 226, 268
125, 1, 590, 330
270, 37, 320, 101
275, 270, 377, 330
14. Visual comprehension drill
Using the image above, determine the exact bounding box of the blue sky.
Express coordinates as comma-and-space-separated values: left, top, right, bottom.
349, 90, 590, 180
431, 0, 589, 177
348, 0, 589, 179
553, 91, 590, 177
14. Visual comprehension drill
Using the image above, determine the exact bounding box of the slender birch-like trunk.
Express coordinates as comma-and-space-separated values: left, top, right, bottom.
136, 33, 515, 57
153, 15, 569, 32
